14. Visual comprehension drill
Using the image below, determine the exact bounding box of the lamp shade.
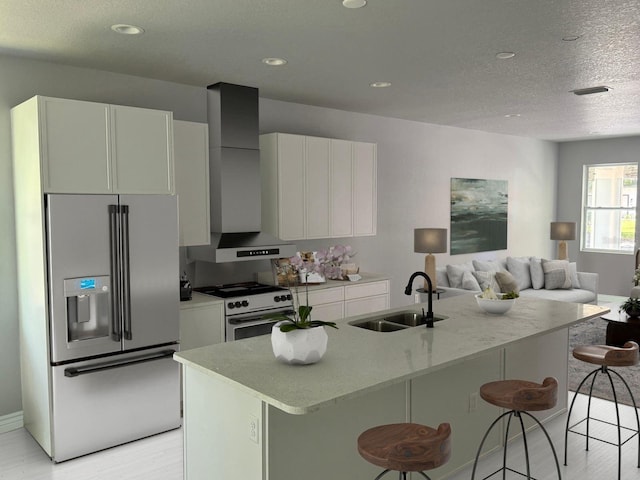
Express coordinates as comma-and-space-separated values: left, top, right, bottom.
414, 228, 448, 254
550, 222, 576, 241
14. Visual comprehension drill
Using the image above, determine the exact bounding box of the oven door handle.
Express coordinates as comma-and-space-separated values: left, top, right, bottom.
227, 309, 294, 325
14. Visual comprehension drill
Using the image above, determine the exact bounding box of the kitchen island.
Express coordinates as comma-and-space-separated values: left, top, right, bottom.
174, 294, 608, 480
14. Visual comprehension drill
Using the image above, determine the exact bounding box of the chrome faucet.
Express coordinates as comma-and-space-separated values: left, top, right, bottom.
404, 271, 434, 328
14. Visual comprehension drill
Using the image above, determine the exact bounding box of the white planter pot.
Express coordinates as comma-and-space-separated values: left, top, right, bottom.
271, 322, 328, 365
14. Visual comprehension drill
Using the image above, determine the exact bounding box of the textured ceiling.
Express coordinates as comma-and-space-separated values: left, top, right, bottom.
3, 0, 640, 141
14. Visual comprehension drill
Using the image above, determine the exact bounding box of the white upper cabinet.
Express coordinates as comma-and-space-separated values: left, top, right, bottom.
15, 96, 174, 194
173, 120, 210, 246
260, 132, 377, 240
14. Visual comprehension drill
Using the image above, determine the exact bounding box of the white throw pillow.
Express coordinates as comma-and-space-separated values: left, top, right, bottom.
473, 259, 507, 273
529, 257, 544, 290
473, 270, 501, 292
569, 262, 581, 289
542, 259, 572, 290
507, 257, 532, 290
446, 262, 475, 289
461, 270, 481, 291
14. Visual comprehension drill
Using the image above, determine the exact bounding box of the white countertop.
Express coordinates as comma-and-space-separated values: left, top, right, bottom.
173, 294, 608, 415
179, 291, 224, 309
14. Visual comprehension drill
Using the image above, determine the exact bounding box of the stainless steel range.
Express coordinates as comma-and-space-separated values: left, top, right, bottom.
195, 282, 294, 341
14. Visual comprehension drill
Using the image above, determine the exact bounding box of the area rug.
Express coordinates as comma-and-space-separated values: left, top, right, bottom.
568, 316, 640, 407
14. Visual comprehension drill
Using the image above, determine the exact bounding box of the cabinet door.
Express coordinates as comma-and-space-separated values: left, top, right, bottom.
353, 142, 377, 236
345, 294, 389, 317
180, 303, 225, 350
277, 134, 305, 240
330, 140, 353, 237
110, 105, 174, 194
305, 137, 330, 239
312, 302, 344, 322
40, 97, 112, 193
174, 121, 210, 246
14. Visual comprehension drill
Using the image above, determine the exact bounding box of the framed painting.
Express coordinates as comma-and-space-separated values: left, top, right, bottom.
450, 178, 508, 255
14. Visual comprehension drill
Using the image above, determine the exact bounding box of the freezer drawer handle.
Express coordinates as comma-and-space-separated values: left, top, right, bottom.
63, 349, 176, 377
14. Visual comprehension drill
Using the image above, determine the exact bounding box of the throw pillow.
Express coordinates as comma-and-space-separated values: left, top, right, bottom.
473, 270, 501, 292
506, 257, 532, 290
529, 257, 544, 290
446, 262, 475, 289
473, 259, 507, 273
542, 259, 572, 290
569, 262, 581, 289
461, 270, 481, 291
495, 271, 520, 294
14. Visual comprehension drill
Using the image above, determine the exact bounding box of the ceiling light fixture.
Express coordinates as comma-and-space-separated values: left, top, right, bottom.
262, 57, 287, 66
110, 24, 145, 35
370, 81, 391, 88
495, 52, 516, 60
342, 0, 367, 8
571, 86, 610, 96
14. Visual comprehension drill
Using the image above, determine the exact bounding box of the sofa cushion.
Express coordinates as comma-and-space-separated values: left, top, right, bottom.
473, 270, 501, 292
542, 259, 572, 289
473, 259, 507, 273
519, 288, 595, 303
461, 270, 481, 291
529, 257, 544, 290
507, 257, 532, 290
495, 271, 519, 294
446, 262, 475, 288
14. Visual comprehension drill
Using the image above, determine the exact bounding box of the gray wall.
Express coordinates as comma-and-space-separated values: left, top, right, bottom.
557, 137, 640, 296
1, 53, 557, 419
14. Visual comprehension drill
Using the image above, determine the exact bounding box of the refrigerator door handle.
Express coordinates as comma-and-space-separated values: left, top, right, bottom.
63, 349, 176, 377
108, 205, 122, 342
120, 204, 132, 340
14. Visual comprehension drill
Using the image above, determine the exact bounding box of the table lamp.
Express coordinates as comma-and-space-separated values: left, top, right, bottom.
414, 228, 448, 292
550, 222, 576, 260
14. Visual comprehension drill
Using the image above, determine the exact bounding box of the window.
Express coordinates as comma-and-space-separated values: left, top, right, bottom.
582, 163, 637, 253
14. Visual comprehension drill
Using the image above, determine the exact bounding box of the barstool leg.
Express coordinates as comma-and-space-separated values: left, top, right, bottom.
471, 411, 513, 480
603, 368, 622, 480
502, 412, 514, 480
522, 411, 562, 480
564, 367, 599, 465
585, 367, 601, 452
515, 412, 532, 479
373, 469, 391, 480
610, 368, 640, 468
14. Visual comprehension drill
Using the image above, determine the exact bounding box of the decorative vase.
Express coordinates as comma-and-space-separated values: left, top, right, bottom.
271, 322, 328, 365
631, 286, 640, 299
625, 307, 640, 318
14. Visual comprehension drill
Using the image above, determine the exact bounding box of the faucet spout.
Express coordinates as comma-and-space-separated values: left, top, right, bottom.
404, 271, 434, 327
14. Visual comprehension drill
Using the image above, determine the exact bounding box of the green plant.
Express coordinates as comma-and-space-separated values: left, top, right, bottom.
501, 291, 520, 300
620, 297, 640, 316
265, 266, 339, 332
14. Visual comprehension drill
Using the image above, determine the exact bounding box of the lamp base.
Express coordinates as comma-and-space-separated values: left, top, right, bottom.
424, 254, 437, 292
557, 241, 568, 261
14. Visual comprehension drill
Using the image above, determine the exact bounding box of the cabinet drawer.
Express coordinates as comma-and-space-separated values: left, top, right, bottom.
344, 294, 389, 317
306, 287, 344, 306
344, 280, 389, 300
311, 302, 344, 322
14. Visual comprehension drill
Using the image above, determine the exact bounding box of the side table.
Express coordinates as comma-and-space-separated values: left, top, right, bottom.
601, 303, 640, 347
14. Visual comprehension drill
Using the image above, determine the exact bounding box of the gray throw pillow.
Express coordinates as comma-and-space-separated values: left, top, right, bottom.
542, 259, 572, 290
473, 259, 507, 273
569, 262, 581, 289
506, 257, 532, 290
446, 262, 474, 289
529, 257, 544, 290
495, 271, 519, 294
473, 270, 501, 292
461, 270, 481, 291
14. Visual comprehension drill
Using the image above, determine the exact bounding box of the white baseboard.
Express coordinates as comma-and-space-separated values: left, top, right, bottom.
0, 411, 24, 434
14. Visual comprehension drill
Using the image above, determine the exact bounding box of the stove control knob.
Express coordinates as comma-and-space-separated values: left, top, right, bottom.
274, 296, 281, 302
242, 300, 249, 307
234, 301, 242, 308
286, 294, 292, 301
227, 302, 235, 309
280, 295, 288, 302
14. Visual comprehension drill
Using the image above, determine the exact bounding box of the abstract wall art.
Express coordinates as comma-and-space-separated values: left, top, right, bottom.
450, 178, 508, 255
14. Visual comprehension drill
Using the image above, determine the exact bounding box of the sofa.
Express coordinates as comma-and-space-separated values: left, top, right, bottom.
435, 256, 598, 304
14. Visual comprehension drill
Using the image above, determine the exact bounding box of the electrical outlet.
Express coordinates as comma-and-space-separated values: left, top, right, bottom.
249, 415, 259, 444
469, 392, 478, 412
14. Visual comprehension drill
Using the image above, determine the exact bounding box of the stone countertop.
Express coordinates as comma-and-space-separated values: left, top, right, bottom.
173, 294, 608, 415
179, 291, 224, 309
257, 271, 390, 291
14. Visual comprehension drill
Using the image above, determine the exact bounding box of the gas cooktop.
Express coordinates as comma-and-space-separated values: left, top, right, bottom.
194, 282, 286, 299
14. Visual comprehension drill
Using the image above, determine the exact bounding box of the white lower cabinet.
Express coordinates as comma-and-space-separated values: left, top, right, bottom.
179, 297, 224, 350
302, 279, 390, 321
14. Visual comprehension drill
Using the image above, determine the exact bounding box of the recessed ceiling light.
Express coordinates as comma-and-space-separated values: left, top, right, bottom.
495, 52, 516, 60
504, 113, 521, 118
343, 0, 367, 8
562, 35, 581, 42
110, 24, 145, 35
369, 81, 391, 88
571, 86, 611, 96
262, 57, 287, 66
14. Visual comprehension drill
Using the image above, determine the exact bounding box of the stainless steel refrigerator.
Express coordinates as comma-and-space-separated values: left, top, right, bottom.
40, 194, 180, 462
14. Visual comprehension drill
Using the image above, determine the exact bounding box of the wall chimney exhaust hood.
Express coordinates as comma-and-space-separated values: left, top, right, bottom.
187, 82, 296, 263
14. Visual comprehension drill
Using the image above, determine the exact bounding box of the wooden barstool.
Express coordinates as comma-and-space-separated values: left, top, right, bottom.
357, 422, 451, 480
564, 341, 640, 480
471, 377, 561, 480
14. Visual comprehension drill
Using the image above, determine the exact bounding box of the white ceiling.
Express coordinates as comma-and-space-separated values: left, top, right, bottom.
3, 0, 640, 141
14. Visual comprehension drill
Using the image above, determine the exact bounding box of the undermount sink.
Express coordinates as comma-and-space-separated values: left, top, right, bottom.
349, 310, 449, 332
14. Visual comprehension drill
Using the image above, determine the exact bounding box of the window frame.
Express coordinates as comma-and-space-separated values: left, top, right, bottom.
581, 162, 637, 255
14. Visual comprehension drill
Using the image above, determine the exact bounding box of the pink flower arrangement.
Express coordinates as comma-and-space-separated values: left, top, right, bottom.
289, 245, 356, 280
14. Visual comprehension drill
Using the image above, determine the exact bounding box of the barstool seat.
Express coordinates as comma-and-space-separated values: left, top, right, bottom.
564, 341, 640, 480
472, 377, 561, 480
358, 422, 451, 480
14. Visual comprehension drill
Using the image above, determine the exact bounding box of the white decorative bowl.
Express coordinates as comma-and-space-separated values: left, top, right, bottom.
475, 294, 516, 315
